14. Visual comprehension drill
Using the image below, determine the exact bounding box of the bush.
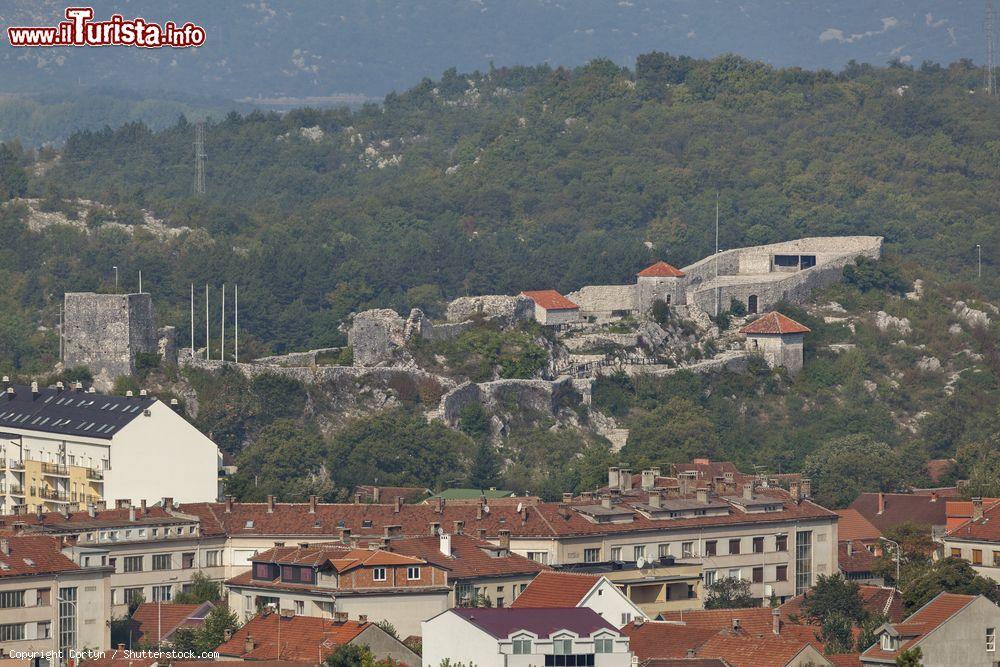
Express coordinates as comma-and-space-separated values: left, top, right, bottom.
843, 257, 908, 294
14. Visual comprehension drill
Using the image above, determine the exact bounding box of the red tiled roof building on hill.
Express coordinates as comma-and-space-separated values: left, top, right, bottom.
941, 496, 1000, 581
739, 312, 810, 375
520, 290, 581, 325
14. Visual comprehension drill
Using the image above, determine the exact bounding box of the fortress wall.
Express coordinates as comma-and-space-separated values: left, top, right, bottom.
566, 284, 637, 320
63, 292, 157, 379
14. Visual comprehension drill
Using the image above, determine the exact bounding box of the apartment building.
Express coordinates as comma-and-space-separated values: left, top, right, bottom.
5, 503, 227, 617
0, 382, 220, 513
0, 534, 112, 660
941, 497, 1000, 583
176, 464, 837, 605
225, 543, 451, 637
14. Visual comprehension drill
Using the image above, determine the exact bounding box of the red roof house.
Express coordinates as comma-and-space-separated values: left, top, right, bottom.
638, 261, 686, 278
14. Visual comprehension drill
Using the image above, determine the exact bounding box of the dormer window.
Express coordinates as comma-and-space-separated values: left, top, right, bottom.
512, 636, 532, 655
880, 633, 896, 651
552, 637, 573, 655
594, 635, 614, 653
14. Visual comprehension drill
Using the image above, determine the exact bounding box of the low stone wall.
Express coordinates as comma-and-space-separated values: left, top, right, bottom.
252, 347, 343, 367
445, 295, 534, 324
591, 350, 749, 378
566, 285, 636, 320
436, 377, 575, 426
562, 333, 640, 352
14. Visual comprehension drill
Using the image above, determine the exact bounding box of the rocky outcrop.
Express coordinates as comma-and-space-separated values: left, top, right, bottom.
348, 309, 409, 366
875, 311, 912, 336
445, 295, 534, 325
953, 301, 991, 329
435, 377, 576, 427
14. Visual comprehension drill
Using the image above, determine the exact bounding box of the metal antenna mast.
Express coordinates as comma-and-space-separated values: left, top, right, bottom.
234, 284, 239, 364
988, 0, 998, 96
221, 284, 226, 362
205, 284, 210, 360
194, 121, 206, 195
190, 284, 195, 358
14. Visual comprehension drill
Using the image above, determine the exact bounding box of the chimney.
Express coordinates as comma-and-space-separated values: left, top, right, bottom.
641, 469, 656, 490
354, 492, 362, 504
373, 487, 381, 503
35, 506, 43, 522
0, 538, 9, 555
648, 493, 661, 509
223, 628, 233, 642
95, 500, 107, 511
394, 496, 403, 514
608, 466, 620, 490
498, 529, 510, 550
847, 541, 854, 556
56, 381, 64, 390
620, 468, 633, 492
790, 482, 801, 503
266, 495, 275, 514
117, 643, 125, 651
358, 614, 368, 624
162, 497, 173, 511
453, 520, 464, 534
75, 380, 83, 391
972, 497, 984, 521
732, 618, 742, 633
601, 494, 612, 509
930, 491, 938, 503
562, 492, 573, 503
877, 492, 885, 515
334, 611, 348, 623
339, 528, 351, 542
686, 649, 696, 659
696, 488, 708, 504
244, 635, 254, 653
125, 390, 133, 397
650, 466, 661, 478
439, 532, 452, 557
309, 495, 318, 514
800, 478, 811, 499
128, 506, 136, 522
225, 496, 234, 513
140, 499, 147, 514
436, 497, 445, 514
476, 504, 483, 520
87, 504, 96, 518
115, 499, 128, 509
742, 484, 753, 500
139, 389, 147, 397
772, 608, 780, 636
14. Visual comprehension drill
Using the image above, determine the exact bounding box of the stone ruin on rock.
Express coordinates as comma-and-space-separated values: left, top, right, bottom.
62, 292, 177, 388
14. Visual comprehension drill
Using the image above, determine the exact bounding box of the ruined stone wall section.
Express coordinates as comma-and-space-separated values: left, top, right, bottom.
63, 292, 158, 380
436, 377, 573, 426
565, 285, 637, 321
445, 295, 534, 325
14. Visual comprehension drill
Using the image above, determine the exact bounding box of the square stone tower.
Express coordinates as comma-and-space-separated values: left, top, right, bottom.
63, 292, 158, 379
739, 311, 811, 375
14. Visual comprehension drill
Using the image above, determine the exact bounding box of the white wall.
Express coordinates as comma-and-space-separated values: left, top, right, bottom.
422, 611, 503, 667
580, 578, 647, 624
106, 400, 219, 503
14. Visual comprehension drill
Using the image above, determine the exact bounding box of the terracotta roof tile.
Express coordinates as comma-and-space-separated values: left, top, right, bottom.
835, 509, 882, 542
837, 540, 878, 574
694, 633, 826, 667
860, 592, 978, 661
946, 499, 1000, 542
620, 622, 720, 660
215, 613, 369, 660
638, 261, 686, 278
520, 290, 579, 311
510, 571, 600, 608
387, 534, 546, 580
131, 602, 212, 644
0, 534, 79, 577
739, 312, 810, 335
849, 492, 955, 533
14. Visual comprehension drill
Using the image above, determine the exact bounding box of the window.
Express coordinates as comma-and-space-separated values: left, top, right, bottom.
776, 534, 788, 552
987, 627, 995, 652
795, 531, 813, 595
294, 600, 304, 615
407, 566, 421, 580
594, 637, 614, 653
610, 547, 622, 561
584, 548, 600, 563
994, 551, 1000, 567
728, 568, 742, 580
206, 550, 222, 567
373, 567, 387, 582
496, 597, 504, 608
528, 552, 550, 565
37, 588, 50, 606
152, 585, 172, 602
512, 637, 532, 654
0, 623, 25, 642
951, 547, 963, 558
881, 634, 896, 651
633, 545, 645, 561
729, 539, 741, 555
753, 537, 765, 554
973, 549, 983, 565
124, 588, 143, 604
58, 587, 76, 657
621, 613, 632, 625
123, 556, 143, 572
456, 583, 473, 603
37, 621, 51, 639
681, 542, 693, 558
752, 566, 764, 584
704, 570, 717, 586
657, 544, 669, 558
0, 590, 25, 609
182, 552, 195, 569
152, 554, 171, 571
244, 595, 253, 612
253, 562, 277, 580
776, 565, 788, 582
553, 638, 573, 654
705, 540, 717, 556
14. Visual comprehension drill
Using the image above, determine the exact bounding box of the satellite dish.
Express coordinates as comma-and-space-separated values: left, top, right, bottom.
636, 556, 647, 569
516, 502, 523, 513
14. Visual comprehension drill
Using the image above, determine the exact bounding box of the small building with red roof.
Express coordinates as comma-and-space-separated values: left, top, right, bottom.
520, 290, 581, 325
942, 497, 1000, 582
214, 609, 419, 664
860, 593, 1000, 666
739, 312, 811, 375
511, 570, 647, 625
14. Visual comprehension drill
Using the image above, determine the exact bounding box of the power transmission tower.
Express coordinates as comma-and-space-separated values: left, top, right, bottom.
988, 0, 998, 96
194, 121, 206, 195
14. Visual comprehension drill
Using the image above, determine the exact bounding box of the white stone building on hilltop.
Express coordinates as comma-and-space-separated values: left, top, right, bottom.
0, 382, 220, 513
739, 312, 811, 375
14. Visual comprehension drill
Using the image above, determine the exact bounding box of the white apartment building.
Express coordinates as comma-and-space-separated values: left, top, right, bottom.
0, 382, 220, 513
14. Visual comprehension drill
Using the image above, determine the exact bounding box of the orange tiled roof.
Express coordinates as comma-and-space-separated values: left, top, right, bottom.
520, 290, 579, 311
860, 592, 978, 661
0, 535, 80, 577
694, 633, 824, 667
946, 499, 1000, 542
510, 571, 600, 608
620, 621, 721, 660
131, 602, 212, 645
739, 312, 810, 335
387, 533, 546, 580
250, 543, 425, 573
638, 261, 686, 278
215, 613, 369, 660
837, 539, 878, 575
835, 509, 881, 542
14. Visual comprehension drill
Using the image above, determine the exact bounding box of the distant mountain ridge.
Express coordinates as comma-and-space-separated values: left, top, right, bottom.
0, 0, 986, 101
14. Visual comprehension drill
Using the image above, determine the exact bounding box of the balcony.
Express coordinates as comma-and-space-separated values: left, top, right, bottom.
86, 468, 104, 481
41, 462, 69, 477
8, 459, 25, 471
8, 485, 24, 496
38, 488, 69, 503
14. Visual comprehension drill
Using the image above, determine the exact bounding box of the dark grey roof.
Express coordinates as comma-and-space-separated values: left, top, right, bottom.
0, 384, 155, 440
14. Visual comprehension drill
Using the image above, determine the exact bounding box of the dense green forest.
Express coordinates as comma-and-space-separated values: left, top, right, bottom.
1, 53, 998, 502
